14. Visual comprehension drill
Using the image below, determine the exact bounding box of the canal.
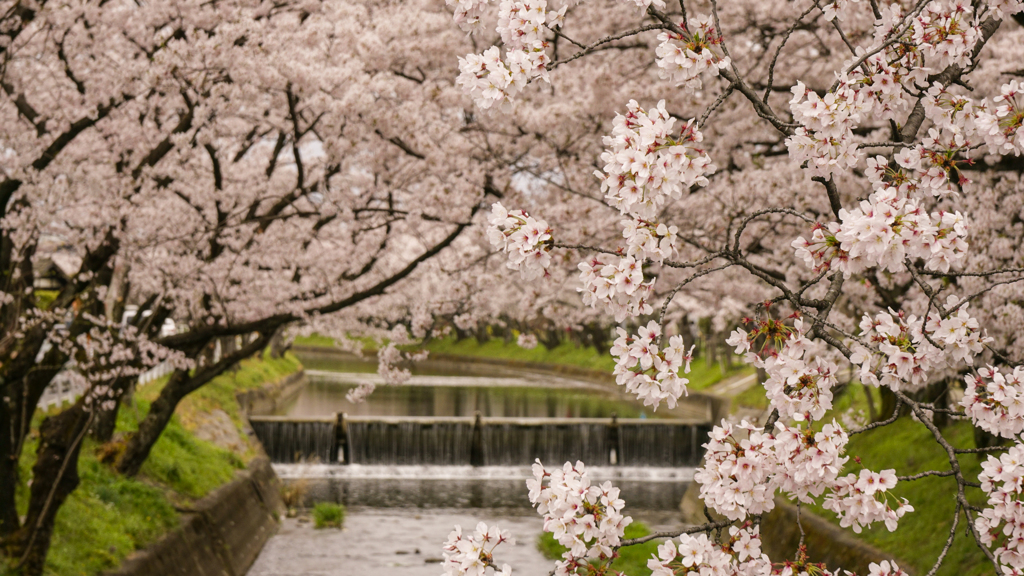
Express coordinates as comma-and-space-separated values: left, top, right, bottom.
246, 350, 710, 575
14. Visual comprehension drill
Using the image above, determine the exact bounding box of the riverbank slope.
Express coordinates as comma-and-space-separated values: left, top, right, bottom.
6, 353, 302, 576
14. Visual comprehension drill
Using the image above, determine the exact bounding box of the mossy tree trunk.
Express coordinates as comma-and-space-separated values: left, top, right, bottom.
6, 401, 91, 576
116, 332, 270, 477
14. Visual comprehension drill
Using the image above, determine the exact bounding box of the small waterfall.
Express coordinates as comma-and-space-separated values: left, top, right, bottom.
618, 423, 712, 467
250, 419, 336, 463
249, 416, 710, 467
346, 420, 475, 465
481, 422, 610, 466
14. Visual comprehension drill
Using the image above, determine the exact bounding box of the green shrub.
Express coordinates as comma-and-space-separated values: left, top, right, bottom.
312, 502, 346, 529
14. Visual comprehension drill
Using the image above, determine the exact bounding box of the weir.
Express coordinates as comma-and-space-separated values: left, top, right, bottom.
249, 414, 711, 467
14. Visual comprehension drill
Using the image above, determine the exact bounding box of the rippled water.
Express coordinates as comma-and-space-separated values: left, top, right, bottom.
245, 351, 696, 575
276, 464, 693, 512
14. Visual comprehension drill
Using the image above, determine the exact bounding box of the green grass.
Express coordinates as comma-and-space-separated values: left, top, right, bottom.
804, 416, 989, 576
728, 381, 991, 574
12, 436, 182, 576
294, 334, 339, 348
732, 381, 770, 411
784, 383, 989, 576
8, 353, 303, 576
538, 521, 660, 575
312, 502, 346, 529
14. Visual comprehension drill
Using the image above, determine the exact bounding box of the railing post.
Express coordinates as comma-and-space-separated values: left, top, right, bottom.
607, 413, 620, 466
470, 412, 485, 466
335, 412, 350, 464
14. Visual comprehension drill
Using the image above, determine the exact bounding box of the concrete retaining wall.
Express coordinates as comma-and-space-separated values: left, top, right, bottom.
103, 457, 284, 576
104, 366, 302, 576
236, 371, 307, 416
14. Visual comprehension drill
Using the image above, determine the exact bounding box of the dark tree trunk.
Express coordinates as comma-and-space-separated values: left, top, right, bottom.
269, 327, 288, 359
679, 318, 696, 359
87, 375, 135, 443
221, 336, 239, 372
877, 386, 900, 423
114, 370, 188, 477
0, 358, 62, 540
926, 380, 950, 429
7, 402, 91, 576
539, 329, 561, 351
116, 333, 270, 477
474, 322, 489, 344
88, 394, 121, 442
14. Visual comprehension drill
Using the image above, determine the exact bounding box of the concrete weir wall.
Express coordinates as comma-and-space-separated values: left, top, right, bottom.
104, 457, 284, 576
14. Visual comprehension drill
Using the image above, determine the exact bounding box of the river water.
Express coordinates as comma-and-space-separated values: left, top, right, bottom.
246, 351, 696, 575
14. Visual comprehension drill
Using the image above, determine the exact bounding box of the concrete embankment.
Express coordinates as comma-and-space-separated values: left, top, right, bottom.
103, 457, 283, 576
102, 366, 305, 576
237, 370, 307, 416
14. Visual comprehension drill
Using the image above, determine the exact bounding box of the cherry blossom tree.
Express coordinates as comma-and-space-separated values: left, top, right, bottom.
0, 0, 522, 572
434, 0, 1024, 573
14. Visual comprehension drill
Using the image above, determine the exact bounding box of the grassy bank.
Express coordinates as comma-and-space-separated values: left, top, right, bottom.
295, 335, 742, 391
7, 353, 302, 576
755, 383, 990, 575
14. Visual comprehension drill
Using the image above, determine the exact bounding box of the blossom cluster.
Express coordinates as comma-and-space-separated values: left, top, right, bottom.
441, 522, 515, 576
910, 0, 980, 70
977, 443, 1024, 571
647, 525, 768, 576
695, 420, 778, 521
786, 0, 998, 181
823, 469, 914, 533
985, 0, 1024, 20
847, 50, 921, 123
597, 100, 716, 220
978, 79, 1024, 157
726, 318, 839, 422
791, 187, 969, 277
577, 254, 654, 322
785, 79, 868, 179
448, 0, 491, 30
527, 460, 631, 575
820, 0, 861, 21
487, 202, 553, 280
962, 365, 1024, 439
610, 321, 694, 409
345, 343, 428, 403
850, 300, 988, 392
697, 418, 910, 535
453, 0, 552, 109
516, 332, 539, 349
696, 419, 849, 515
654, 15, 731, 93
867, 561, 908, 576
772, 421, 849, 503
622, 218, 678, 263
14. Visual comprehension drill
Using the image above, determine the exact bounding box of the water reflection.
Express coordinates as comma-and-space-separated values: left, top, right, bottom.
277, 376, 654, 418
277, 465, 692, 513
